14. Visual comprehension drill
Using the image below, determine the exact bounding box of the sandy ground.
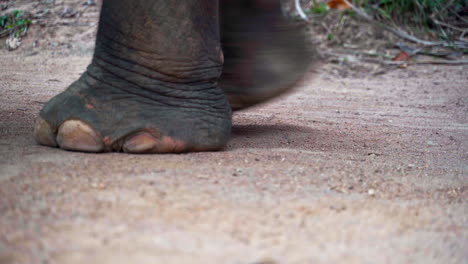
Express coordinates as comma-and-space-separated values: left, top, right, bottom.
0, 44, 467, 263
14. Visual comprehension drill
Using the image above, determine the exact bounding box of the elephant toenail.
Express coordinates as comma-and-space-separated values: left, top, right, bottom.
123, 132, 158, 153
56, 120, 104, 152
34, 118, 57, 147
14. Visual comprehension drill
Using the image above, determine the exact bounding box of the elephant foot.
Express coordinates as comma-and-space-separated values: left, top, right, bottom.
35, 69, 232, 154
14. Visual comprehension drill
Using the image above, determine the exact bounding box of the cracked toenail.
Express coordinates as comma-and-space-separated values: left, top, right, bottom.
34, 118, 57, 147
57, 120, 104, 152
123, 132, 158, 153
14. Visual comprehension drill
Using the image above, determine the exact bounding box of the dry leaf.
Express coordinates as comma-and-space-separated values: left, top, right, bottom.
327, 0, 352, 10
392, 51, 410, 61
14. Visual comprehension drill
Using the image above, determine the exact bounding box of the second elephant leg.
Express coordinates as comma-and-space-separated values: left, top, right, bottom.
220, 0, 317, 110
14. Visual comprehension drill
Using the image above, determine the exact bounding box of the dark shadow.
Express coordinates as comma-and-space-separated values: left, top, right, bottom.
7, 110, 368, 155
228, 123, 361, 153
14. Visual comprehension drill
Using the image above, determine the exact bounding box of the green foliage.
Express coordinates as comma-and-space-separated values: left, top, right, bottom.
310, 2, 328, 15
0, 10, 32, 38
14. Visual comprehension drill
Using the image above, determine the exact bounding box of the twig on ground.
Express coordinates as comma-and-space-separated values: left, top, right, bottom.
339, 49, 393, 59
432, 19, 467, 33
453, 12, 468, 25
460, 31, 467, 41
429, 0, 455, 21
0, 24, 28, 38
394, 42, 422, 55
57, 21, 96, 26
364, 58, 468, 65
0, 30, 9, 38
325, 51, 468, 66
418, 50, 464, 59
395, 42, 464, 59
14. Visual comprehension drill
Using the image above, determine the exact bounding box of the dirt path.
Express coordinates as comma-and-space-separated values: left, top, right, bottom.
0, 50, 467, 264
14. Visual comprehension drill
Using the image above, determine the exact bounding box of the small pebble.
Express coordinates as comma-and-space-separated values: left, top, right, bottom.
90, 182, 106, 189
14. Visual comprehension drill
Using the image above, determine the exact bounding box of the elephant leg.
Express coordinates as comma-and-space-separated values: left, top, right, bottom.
220, 0, 317, 110
35, 0, 232, 153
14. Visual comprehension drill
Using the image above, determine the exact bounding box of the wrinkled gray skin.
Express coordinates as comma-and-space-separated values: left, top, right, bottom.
35, 0, 315, 154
